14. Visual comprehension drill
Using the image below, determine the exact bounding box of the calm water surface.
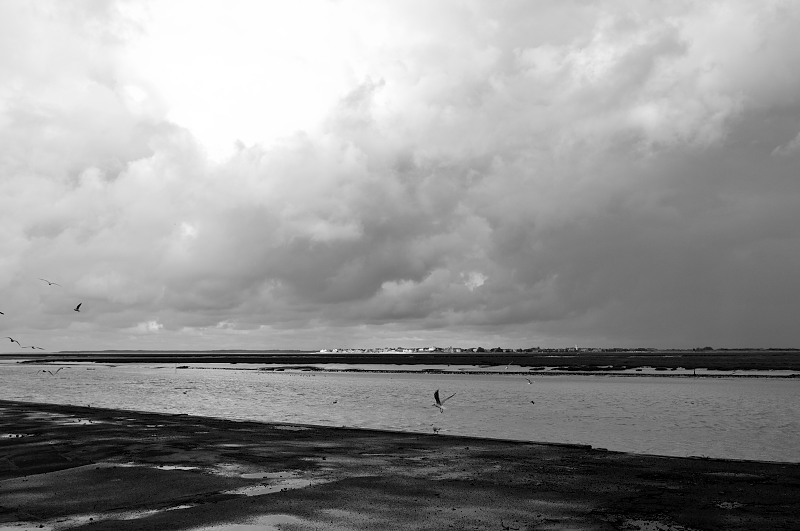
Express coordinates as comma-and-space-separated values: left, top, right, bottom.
1, 361, 797, 463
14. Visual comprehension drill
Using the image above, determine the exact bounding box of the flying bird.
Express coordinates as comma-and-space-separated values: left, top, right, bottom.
432, 389, 456, 413
24, 345, 45, 350
73, 303, 82, 312
43, 367, 64, 376
0, 311, 4, 315
525, 378, 533, 384
39, 278, 62, 287
4, 336, 21, 345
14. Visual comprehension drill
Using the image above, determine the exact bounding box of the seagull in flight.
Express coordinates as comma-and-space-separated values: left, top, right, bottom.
73, 303, 82, 312
39, 278, 62, 287
24, 345, 45, 350
524, 378, 533, 384
433, 389, 456, 413
42, 367, 64, 376
4, 336, 21, 345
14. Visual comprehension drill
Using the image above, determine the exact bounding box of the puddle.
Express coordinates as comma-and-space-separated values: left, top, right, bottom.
156, 465, 199, 471
188, 514, 307, 531
115, 504, 196, 520
239, 471, 297, 480
103, 462, 199, 472
623, 519, 694, 531
241, 472, 276, 479
225, 479, 317, 496
24, 412, 72, 422
20, 412, 104, 427
0, 524, 54, 531
211, 463, 251, 477
716, 501, 744, 509
0, 504, 197, 531
224, 471, 329, 496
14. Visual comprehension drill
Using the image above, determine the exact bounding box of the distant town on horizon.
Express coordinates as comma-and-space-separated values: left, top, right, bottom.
38, 346, 800, 355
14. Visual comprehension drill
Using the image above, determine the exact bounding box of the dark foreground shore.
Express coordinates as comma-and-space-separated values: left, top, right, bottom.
2, 400, 798, 530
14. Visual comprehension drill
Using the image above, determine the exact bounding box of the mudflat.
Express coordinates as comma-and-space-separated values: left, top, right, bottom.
1, 400, 798, 530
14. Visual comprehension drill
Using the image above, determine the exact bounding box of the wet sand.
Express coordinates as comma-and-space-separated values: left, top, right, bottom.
2, 400, 799, 530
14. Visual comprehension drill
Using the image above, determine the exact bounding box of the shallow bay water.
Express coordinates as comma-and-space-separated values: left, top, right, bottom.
1, 361, 798, 462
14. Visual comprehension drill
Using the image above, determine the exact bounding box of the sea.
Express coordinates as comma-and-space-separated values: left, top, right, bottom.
1, 359, 798, 463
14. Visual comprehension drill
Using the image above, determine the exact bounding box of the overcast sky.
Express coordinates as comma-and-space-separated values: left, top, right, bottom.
2, 0, 800, 351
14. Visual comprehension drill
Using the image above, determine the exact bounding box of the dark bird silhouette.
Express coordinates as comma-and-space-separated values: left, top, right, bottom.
525, 378, 533, 384
24, 345, 45, 350
39, 278, 62, 287
43, 367, 64, 376
432, 389, 456, 413
4, 336, 21, 345
73, 303, 82, 312
0, 311, 4, 315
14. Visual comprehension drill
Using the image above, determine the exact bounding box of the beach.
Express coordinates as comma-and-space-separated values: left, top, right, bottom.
2, 399, 799, 530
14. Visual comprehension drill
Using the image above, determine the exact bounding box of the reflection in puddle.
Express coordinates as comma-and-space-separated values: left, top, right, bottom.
0, 524, 54, 531
109, 462, 198, 472
623, 519, 690, 531
225, 479, 315, 496
212, 463, 250, 477
239, 471, 299, 480
189, 514, 307, 531
20, 411, 103, 427
225, 471, 328, 496
0, 504, 197, 531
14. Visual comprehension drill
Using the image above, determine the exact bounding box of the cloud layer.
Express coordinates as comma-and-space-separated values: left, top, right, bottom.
3, 0, 800, 350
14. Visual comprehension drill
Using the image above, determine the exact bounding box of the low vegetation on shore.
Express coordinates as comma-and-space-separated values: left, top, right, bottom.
4, 349, 800, 371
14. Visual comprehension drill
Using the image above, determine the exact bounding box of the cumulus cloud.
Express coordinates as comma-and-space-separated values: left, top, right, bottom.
772, 131, 800, 157
131, 320, 163, 334
2, 0, 800, 350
